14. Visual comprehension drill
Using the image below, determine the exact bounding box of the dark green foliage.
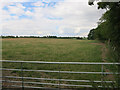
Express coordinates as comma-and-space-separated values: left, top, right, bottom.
88, 1, 120, 56
43, 36, 57, 38
88, 29, 95, 40
1, 35, 85, 40
88, 1, 120, 87
76, 37, 83, 40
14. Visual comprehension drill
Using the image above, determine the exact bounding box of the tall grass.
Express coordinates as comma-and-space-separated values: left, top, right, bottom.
105, 42, 120, 88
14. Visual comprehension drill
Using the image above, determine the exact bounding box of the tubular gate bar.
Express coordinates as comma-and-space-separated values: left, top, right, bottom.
1, 60, 120, 89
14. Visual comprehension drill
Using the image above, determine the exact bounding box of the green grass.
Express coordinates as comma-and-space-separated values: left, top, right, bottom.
2, 38, 106, 88
2, 38, 102, 62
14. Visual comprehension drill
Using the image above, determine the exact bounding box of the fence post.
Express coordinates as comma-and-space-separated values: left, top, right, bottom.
59, 63, 61, 90
21, 62, 24, 90
101, 64, 104, 87
118, 64, 120, 89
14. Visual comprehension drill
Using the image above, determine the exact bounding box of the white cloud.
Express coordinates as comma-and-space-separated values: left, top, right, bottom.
32, 1, 45, 7
1, 1, 105, 37
16, 3, 26, 9
1, 2, 14, 7
59, 30, 64, 34
1, 2, 26, 21
36, 31, 43, 35
8, 4, 25, 15
80, 32, 89, 37
25, 11, 34, 16
74, 27, 81, 34
2, 11, 11, 20
1, 0, 31, 2
32, 7, 44, 19
58, 26, 65, 34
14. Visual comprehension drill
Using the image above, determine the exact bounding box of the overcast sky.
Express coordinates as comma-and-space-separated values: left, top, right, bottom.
0, 0, 105, 37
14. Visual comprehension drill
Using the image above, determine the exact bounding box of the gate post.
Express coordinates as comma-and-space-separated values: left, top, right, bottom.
21, 62, 24, 90
118, 64, 120, 89
101, 64, 104, 87
59, 62, 61, 90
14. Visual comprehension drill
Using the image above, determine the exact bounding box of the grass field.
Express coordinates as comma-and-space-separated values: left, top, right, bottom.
2, 38, 114, 88
2, 38, 102, 62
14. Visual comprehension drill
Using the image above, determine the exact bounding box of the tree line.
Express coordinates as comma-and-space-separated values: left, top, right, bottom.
88, 1, 120, 87
88, 0, 120, 60
1, 35, 86, 40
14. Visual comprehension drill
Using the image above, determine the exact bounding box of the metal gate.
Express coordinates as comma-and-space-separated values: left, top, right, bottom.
1, 60, 120, 89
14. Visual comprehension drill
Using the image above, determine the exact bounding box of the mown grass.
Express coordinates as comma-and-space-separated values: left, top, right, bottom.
2, 38, 105, 88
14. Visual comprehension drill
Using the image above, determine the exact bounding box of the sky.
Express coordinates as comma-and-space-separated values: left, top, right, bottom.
0, 0, 105, 37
